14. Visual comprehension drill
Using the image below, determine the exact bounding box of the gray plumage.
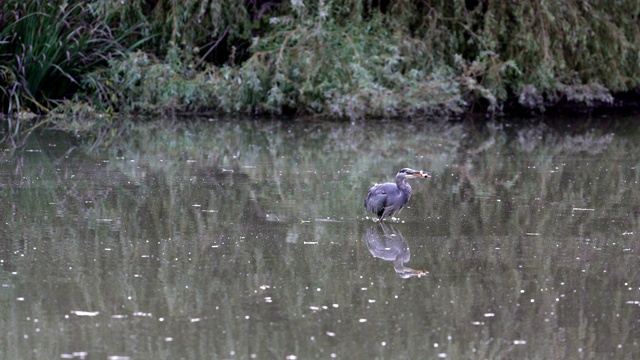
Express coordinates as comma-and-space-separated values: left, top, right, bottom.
364, 168, 430, 222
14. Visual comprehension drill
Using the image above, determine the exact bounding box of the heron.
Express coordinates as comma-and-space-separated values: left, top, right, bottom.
364, 168, 430, 222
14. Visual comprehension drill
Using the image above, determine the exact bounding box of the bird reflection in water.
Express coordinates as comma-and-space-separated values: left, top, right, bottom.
364, 224, 428, 278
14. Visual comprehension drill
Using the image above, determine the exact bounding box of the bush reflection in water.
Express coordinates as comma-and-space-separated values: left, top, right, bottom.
1, 118, 639, 359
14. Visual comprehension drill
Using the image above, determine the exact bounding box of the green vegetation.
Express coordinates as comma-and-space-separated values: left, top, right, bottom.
2, 0, 640, 144
0, 0, 142, 144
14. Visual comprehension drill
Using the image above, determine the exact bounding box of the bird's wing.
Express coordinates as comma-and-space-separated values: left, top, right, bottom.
364, 183, 395, 214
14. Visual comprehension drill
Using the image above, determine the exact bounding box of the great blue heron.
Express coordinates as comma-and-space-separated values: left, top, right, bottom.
364, 168, 430, 222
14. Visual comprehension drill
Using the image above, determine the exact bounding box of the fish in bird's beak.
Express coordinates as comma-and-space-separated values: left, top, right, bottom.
419, 170, 431, 178
400, 168, 431, 178
408, 169, 431, 178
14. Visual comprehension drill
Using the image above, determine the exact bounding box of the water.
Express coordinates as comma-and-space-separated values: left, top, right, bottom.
1, 118, 640, 359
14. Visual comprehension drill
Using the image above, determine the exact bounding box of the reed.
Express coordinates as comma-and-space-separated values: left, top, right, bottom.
0, 0, 142, 144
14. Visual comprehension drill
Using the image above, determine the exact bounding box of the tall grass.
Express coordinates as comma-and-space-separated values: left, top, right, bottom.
0, 0, 142, 144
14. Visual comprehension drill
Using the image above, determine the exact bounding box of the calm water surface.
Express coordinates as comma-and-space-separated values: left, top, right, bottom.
1, 118, 640, 359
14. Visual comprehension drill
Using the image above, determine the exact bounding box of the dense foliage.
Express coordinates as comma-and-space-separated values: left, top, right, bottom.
2, 0, 640, 141
0, 0, 142, 143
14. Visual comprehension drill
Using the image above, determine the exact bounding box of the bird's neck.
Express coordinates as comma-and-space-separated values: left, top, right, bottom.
396, 178, 412, 198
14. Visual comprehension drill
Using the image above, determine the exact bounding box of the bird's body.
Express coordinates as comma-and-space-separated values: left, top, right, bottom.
364, 168, 430, 222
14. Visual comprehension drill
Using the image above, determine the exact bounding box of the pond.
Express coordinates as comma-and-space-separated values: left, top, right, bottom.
1, 117, 640, 359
